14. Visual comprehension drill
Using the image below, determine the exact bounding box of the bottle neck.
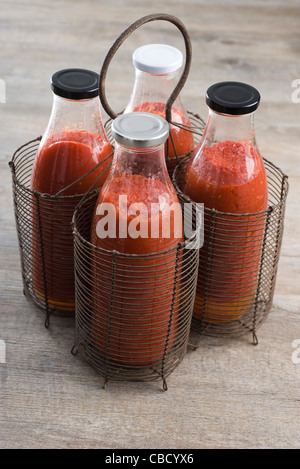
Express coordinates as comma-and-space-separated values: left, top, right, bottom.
125, 68, 182, 112
109, 140, 171, 184
43, 93, 107, 138
203, 108, 256, 146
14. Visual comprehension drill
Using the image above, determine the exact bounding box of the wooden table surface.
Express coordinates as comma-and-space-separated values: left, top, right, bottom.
1, 0, 299, 449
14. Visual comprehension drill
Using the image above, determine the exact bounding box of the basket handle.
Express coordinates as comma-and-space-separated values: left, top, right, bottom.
99, 13, 192, 123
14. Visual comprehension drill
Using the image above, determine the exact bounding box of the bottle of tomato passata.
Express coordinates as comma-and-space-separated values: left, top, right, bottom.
31, 68, 113, 314
90, 112, 184, 366
124, 44, 194, 169
183, 81, 268, 324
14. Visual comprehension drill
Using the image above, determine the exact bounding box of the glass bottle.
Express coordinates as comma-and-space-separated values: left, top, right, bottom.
31, 68, 113, 313
183, 81, 268, 324
90, 112, 184, 366
124, 44, 194, 168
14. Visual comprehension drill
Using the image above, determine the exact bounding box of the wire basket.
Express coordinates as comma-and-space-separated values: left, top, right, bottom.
99, 13, 205, 175
173, 157, 289, 343
71, 193, 199, 389
9, 137, 112, 327
9, 14, 204, 331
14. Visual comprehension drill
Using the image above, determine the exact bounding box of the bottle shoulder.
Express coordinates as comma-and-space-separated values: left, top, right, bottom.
183, 139, 268, 213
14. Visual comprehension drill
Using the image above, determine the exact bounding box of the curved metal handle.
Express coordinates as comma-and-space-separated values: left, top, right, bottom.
99, 13, 192, 123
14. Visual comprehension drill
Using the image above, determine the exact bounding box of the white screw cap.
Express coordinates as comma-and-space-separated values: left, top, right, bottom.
133, 44, 183, 75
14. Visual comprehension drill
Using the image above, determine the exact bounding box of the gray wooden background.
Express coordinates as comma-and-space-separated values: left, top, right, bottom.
0, 0, 299, 449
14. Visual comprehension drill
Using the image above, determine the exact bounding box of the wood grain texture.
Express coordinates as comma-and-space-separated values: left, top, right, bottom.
0, 0, 299, 449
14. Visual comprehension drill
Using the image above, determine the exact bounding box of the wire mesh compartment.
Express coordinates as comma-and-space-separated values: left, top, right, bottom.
173, 157, 289, 342
9, 137, 110, 326
72, 194, 199, 389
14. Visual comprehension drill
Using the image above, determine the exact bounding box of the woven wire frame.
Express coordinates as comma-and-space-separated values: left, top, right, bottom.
9, 137, 112, 327
72, 194, 199, 389
104, 111, 205, 175
173, 157, 289, 343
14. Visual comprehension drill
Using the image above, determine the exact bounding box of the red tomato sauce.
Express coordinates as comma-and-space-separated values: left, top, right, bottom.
183, 140, 268, 323
31, 129, 113, 311
90, 174, 183, 366
133, 102, 194, 165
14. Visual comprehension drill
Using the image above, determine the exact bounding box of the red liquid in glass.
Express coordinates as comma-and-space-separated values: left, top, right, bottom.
183, 140, 268, 322
90, 174, 183, 365
31, 129, 112, 311
133, 102, 194, 166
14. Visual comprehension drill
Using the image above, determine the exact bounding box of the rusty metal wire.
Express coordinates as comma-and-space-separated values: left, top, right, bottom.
9, 137, 111, 327
173, 157, 289, 344
72, 194, 199, 389
100, 13, 205, 175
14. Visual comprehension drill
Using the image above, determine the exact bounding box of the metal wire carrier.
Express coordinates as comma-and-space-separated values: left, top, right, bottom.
173, 157, 289, 344
71, 193, 199, 389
